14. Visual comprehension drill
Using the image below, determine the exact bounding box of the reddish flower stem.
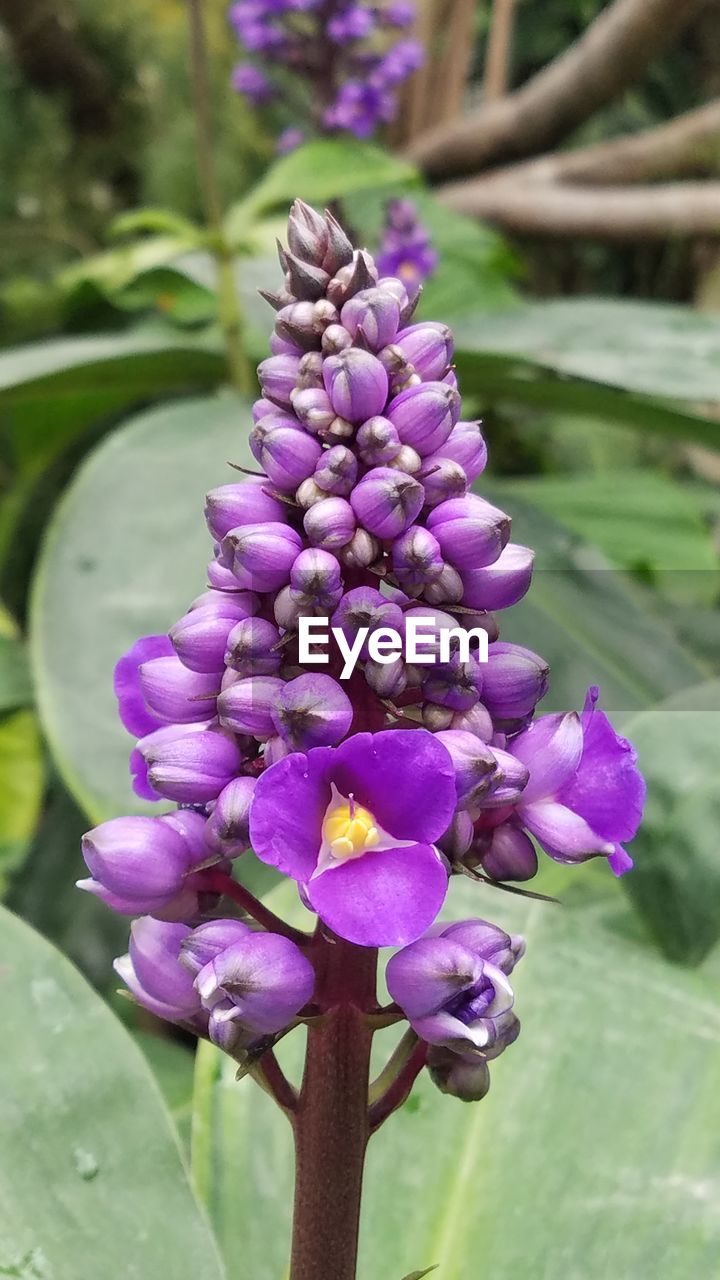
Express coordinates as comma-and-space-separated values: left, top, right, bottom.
200, 869, 309, 944
368, 1038, 428, 1133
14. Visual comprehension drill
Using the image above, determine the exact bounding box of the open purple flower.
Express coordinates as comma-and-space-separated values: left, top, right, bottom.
508, 686, 645, 875
249, 729, 456, 946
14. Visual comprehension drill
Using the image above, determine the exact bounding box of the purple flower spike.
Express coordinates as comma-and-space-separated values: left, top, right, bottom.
386, 925, 517, 1054
387, 382, 460, 456
196, 931, 315, 1038
203, 481, 284, 540
272, 672, 353, 750
205, 776, 257, 858
508, 687, 645, 874
79, 815, 197, 915
114, 919, 203, 1023
250, 729, 456, 946
218, 675, 286, 740
114, 635, 174, 738
460, 543, 535, 611
350, 466, 424, 539
137, 655, 219, 724
323, 349, 389, 423
145, 727, 244, 804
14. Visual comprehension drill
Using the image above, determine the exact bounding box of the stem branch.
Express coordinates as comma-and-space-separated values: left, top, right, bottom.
201, 869, 310, 944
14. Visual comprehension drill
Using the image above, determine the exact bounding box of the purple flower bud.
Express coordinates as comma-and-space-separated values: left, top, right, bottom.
273, 586, 305, 630
427, 1047, 491, 1102
225, 616, 282, 676
114, 634, 174, 738
222, 522, 303, 593
356, 415, 402, 465
114, 919, 203, 1023
291, 547, 343, 602
341, 528, 381, 568
422, 701, 454, 731
424, 420, 487, 482
205, 480, 287, 541
341, 287, 400, 351
196, 931, 315, 1040
250, 411, 304, 463
138, 655, 219, 723
328, 4, 374, 42
206, 558, 246, 592
283, 249, 330, 303
427, 494, 511, 570
365, 654, 408, 698
79, 815, 197, 914
422, 563, 464, 605
394, 322, 454, 381
232, 62, 274, 104
275, 301, 321, 352
179, 918, 252, 976
322, 323, 353, 355
332, 586, 405, 660
377, 342, 415, 394
217, 675, 286, 740
321, 210, 355, 276
482, 642, 550, 724
386, 926, 517, 1054
387, 381, 460, 456
264, 734, 291, 766
271, 672, 353, 750
475, 823, 538, 882
257, 354, 301, 408
296, 351, 325, 390
314, 445, 358, 495
304, 496, 356, 549
441, 918, 524, 974
420, 458, 467, 507
291, 387, 335, 434
450, 702, 494, 742
327, 251, 379, 308
170, 597, 257, 673
422, 651, 484, 711
259, 426, 323, 491
145, 728, 244, 805
130, 720, 211, 802
350, 466, 424, 538
381, 2, 416, 28
287, 199, 329, 266
296, 476, 327, 508
386, 444, 422, 475
205, 776, 257, 858
437, 810, 475, 860
460, 544, 535, 611
392, 525, 443, 592
435, 730, 499, 809
253, 397, 276, 422
270, 331, 303, 357
480, 748, 530, 809
323, 349, 389, 423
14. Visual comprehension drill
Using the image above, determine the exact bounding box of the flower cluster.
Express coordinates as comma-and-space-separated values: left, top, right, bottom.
377, 198, 438, 297
81, 200, 644, 1102
229, 1, 423, 144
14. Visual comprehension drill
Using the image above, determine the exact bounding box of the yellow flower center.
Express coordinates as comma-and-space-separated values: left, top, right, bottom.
322, 796, 380, 862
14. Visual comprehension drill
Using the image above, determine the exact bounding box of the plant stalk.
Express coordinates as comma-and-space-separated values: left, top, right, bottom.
289, 930, 378, 1280
186, 0, 253, 394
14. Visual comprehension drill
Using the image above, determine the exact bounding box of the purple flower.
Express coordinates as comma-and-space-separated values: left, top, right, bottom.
114, 919, 203, 1023
460, 543, 535, 611
277, 127, 305, 154
145, 727, 244, 804
114, 635, 174, 738
386, 918, 522, 1054
506, 687, 646, 875
79, 815, 202, 916
232, 62, 274, 102
205, 776, 257, 858
195, 930, 315, 1046
377, 199, 438, 295
328, 5, 374, 43
249, 729, 456, 946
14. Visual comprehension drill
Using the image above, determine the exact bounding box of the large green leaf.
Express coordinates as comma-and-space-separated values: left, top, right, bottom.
198, 878, 720, 1280
29, 395, 254, 824
495, 471, 720, 606
0, 605, 33, 712
620, 679, 720, 964
0, 709, 44, 896
0, 904, 225, 1280
226, 139, 419, 241
481, 488, 707, 716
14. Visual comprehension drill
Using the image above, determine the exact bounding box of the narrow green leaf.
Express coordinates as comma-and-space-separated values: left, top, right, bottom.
226, 139, 419, 240
0, 710, 44, 896
401, 1268, 438, 1279
0, 904, 226, 1280
0, 634, 33, 712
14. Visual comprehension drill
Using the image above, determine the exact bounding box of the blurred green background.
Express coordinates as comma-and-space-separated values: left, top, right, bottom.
1, 1, 720, 1277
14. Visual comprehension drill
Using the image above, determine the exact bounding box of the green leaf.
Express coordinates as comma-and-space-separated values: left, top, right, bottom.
620, 679, 720, 963
0, 904, 225, 1280
226, 139, 419, 240
401, 1269, 438, 1279
60, 234, 204, 298
0, 710, 44, 896
495, 471, 720, 606
0, 634, 33, 713
28, 395, 253, 824
480, 488, 707, 715
108, 208, 205, 242
199, 879, 720, 1280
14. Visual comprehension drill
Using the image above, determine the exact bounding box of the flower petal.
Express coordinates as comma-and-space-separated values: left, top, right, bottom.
330, 729, 456, 844
114, 635, 173, 738
249, 748, 334, 881
558, 693, 646, 844
307, 842, 448, 947
521, 800, 614, 862
608, 843, 634, 877
511, 712, 583, 804
386, 936, 483, 1018
412, 1009, 491, 1051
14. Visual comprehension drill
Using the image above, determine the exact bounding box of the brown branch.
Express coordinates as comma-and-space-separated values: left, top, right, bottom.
407, 0, 706, 179
438, 177, 720, 240
0, 0, 116, 134
483, 0, 518, 102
